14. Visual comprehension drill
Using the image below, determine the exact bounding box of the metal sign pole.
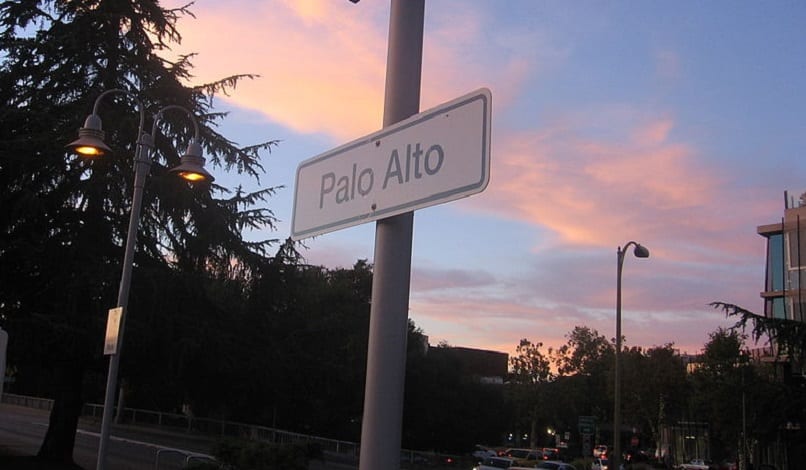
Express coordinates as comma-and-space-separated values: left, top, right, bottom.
358, 1, 424, 469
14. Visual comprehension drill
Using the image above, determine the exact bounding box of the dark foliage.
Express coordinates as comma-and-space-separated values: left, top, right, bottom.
712, 302, 806, 362
0, 0, 276, 463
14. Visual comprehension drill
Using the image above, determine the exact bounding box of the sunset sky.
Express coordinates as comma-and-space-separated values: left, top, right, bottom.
163, 0, 806, 357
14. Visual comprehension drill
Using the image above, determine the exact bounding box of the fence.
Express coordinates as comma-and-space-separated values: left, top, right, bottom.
2, 393, 464, 468
3, 393, 360, 458
3, 393, 54, 410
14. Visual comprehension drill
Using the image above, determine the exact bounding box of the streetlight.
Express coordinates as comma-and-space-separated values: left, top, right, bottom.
613, 241, 649, 470
67, 89, 213, 470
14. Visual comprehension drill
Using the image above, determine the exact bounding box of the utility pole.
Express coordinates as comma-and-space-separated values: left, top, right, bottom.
358, 1, 424, 469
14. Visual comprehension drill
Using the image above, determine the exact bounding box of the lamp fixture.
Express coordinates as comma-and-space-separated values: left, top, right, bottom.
169, 139, 214, 182
67, 113, 112, 157
65, 89, 214, 470
67, 93, 214, 183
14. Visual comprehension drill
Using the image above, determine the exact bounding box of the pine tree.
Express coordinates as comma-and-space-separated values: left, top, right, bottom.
0, 0, 277, 463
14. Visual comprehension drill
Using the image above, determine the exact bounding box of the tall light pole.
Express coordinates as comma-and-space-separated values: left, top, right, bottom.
67, 89, 213, 470
613, 241, 649, 470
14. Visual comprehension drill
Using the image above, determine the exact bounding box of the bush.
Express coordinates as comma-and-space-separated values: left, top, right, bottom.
570, 457, 589, 469
193, 439, 318, 470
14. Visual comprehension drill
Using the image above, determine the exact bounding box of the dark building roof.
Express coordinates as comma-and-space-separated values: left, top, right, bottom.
428, 345, 508, 381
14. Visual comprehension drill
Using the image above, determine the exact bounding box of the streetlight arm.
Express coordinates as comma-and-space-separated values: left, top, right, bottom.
151, 105, 213, 182
619, 241, 650, 265
90, 88, 146, 139
150, 104, 201, 146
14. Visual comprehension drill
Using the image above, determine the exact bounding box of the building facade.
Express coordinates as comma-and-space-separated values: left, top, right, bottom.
757, 190, 806, 324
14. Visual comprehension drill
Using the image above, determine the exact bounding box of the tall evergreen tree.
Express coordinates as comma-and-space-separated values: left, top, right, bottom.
0, 0, 277, 463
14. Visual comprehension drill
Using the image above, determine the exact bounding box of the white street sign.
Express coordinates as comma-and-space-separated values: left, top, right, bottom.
104, 307, 123, 355
291, 88, 492, 240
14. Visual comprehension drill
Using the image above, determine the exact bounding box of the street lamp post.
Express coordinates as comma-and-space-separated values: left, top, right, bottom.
613, 241, 649, 470
67, 89, 213, 470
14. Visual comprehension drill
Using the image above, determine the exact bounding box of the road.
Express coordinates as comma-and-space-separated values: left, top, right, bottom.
0, 403, 219, 469
1, 403, 356, 469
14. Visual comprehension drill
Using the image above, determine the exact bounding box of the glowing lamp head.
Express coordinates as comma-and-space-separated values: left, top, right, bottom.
177, 170, 208, 182
66, 114, 112, 157
169, 140, 214, 183
74, 145, 105, 157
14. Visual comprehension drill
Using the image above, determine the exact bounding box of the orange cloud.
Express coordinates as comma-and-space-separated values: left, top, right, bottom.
164, 1, 387, 140
164, 1, 535, 141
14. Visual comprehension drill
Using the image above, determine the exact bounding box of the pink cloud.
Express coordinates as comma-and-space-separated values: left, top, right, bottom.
410, 281, 742, 359
411, 266, 496, 292
158, 1, 780, 360
165, 1, 534, 142
469, 111, 771, 268
165, 1, 388, 140
632, 118, 675, 146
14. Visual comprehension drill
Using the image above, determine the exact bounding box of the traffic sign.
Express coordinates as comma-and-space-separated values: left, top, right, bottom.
291, 88, 492, 240
579, 415, 596, 435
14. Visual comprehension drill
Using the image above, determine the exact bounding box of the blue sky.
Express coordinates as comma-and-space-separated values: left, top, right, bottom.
162, 0, 806, 356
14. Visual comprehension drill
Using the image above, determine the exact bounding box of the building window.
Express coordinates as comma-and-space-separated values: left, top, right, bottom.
766, 297, 786, 320
767, 233, 785, 292
785, 227, 806, 289
790, 299, 806, 322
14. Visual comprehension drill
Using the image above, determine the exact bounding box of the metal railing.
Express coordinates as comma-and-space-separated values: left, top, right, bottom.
155, 448, 219, 470
3, 393, 359, 459
2, 393, 462, 468
2, 393, 54, 410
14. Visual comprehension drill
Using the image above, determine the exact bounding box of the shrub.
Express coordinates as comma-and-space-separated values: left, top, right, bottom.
192, 438, 316, 470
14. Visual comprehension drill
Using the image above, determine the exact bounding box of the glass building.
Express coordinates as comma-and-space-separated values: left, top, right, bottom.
758, 190, 806, 323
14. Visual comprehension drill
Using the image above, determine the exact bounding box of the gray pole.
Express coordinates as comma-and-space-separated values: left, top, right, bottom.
613, 241, 648, 470
0, 327, 7, 401
613, 246, 625, 470
96, 139, 151, 470
358, 1, 424, 469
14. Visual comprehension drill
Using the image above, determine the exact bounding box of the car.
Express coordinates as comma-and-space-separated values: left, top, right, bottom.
541, 447, 560, 460
535, 460, 576, 470
474, 456, 517, 469
503, 448, 542, 466
591, 457, 609, 470
678, 459, 712, 470
504, 448, 533, 459
717, 460, 737, 470
473, 445, 498, 460
593, 445, 608, 458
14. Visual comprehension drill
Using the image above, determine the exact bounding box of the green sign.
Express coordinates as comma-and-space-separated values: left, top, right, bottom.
578, 416, 595, 435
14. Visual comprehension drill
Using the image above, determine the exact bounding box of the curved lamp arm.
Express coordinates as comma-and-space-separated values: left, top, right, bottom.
67, 88, 146, 157
150, 104, 200, 140
618, 241, 650, 268
151, 104, 213, 182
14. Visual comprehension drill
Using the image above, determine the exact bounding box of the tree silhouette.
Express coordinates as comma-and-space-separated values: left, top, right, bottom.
0, 0, 276, 463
